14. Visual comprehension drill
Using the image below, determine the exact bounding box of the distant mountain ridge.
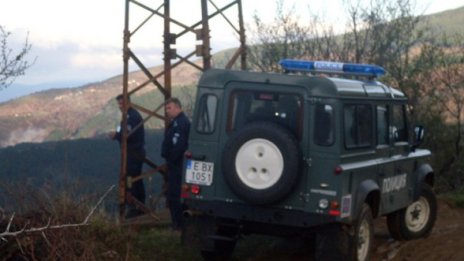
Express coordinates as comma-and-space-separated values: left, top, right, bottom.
0, 61, 201, 148
0, 80, 120, 147
0, 6, 463, 148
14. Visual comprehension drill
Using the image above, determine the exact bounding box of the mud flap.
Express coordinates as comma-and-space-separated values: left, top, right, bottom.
182, 215, 216, 251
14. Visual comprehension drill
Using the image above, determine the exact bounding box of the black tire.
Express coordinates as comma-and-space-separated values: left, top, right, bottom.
315, 224, 350, 261
387, 184, 437, 240
354, 204, 374, 261
222, 122, 301, 205
200, 225, 238, 261
315, 204, 374, 261
201, 240, 236, 261
183, 215, 238, 261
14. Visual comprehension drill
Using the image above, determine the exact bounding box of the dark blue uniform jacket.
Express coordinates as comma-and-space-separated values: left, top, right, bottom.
115, 107, 145, 154
162, 112, 190, 165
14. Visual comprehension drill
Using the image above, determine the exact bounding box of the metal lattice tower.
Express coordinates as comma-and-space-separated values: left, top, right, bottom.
119, 0, 246, 221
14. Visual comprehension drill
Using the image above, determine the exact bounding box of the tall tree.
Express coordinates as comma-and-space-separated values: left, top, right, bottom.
0, 25, 34, 91
247, 0, 314, 72
426, 34, 464, 187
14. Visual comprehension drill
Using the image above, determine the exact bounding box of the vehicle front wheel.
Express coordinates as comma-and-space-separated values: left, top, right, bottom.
387, 184, 437, 240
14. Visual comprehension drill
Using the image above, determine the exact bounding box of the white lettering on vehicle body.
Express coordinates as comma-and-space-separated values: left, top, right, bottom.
382, 173, 407, 193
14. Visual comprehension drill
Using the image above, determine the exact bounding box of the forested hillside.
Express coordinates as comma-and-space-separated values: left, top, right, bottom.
0, 130, 165, 213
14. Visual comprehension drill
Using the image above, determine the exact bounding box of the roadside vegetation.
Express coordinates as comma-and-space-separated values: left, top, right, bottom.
0, 180, 279, 260
441, 189, 464, 208
1, 0, 464, 259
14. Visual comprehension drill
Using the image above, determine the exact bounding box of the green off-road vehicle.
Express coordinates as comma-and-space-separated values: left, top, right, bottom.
181, 60, 436, 260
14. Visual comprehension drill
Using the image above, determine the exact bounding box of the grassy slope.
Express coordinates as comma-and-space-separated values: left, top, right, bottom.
420, 6, 464, 37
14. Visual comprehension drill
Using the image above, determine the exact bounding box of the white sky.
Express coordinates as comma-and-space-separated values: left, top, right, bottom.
0, 0, 463, 101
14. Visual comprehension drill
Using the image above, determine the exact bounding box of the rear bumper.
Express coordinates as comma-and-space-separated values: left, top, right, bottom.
184, 199, 335, 231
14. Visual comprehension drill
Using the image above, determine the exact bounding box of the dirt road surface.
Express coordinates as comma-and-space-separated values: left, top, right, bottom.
126, 200, 464, 260
237, 200, 464, 261
374, 200, 464, 261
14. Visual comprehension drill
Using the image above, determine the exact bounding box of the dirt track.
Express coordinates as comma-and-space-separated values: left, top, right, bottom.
130, 200, 464, 260
374, 201, 464, 261
238, 200, 464, 261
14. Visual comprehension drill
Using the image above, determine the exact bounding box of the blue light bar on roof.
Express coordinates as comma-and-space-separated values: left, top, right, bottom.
279, 59, 386, 78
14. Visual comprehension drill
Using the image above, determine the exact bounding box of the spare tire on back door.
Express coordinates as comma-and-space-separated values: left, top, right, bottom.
222, 121, 301, 205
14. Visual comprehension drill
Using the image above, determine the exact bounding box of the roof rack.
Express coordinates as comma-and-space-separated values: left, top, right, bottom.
279, 59, 386, 78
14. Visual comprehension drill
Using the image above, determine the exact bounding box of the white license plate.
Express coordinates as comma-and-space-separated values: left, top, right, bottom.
185, 160, 214, 186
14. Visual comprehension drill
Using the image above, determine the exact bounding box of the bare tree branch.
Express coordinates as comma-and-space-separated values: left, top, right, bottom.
0, 185, 115, 242
0, 25, 35, 91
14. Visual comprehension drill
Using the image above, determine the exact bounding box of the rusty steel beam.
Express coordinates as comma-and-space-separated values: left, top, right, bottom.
237, 0, 247, 70
129, 50, 167, 96
208, 0, 240, 34
130, 103, 166, 122
163, 0, 172, 129
120, 0, 246, 223
201, 0, 211, 69
120, 0, 130, 222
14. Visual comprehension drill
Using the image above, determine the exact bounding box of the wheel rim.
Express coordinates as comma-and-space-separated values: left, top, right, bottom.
405, 196, 430, 232
235, 138, 284, 190
357, 219, 371, 261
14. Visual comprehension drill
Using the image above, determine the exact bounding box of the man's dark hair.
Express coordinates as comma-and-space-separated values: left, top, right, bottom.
166, 97, 182, 109
116, 94, 130, 102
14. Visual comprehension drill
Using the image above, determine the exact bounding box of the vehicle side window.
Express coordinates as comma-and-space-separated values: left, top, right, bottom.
314, 104, 334, 146
377, 105, 389, 145
196, 94, 218, 134
392, 105, 408, 142
344, 104, 373, 149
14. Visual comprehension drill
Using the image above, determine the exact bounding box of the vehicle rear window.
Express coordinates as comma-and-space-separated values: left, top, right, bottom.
196, 94, 218, 134
314, 104, 335, 146
228, 91, 302, 138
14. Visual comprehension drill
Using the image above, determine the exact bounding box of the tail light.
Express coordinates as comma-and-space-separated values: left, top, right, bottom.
180, 183, 201, 198
328, 200, 341, 216
181, 184, 190, 198
191, 185, 201, 195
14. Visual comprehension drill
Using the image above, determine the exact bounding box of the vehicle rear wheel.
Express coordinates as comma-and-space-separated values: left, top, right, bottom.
222, 122, 300, 205
315, 203, 373, 261
200, 224, 238, 261
387, 184, 437, 240
356, 204, 374, 261
183, 215, 238, 261
200, 239, 236, 261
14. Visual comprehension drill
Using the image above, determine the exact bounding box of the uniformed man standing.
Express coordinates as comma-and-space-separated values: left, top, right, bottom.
110, 94, 146, 218
162, 97, 190, 230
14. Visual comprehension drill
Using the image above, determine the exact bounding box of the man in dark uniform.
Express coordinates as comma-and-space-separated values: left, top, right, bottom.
110, 94, 146, 218
161, 97, 190, 230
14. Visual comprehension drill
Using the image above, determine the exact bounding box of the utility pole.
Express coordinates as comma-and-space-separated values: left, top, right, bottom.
119, 0, 246, 222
